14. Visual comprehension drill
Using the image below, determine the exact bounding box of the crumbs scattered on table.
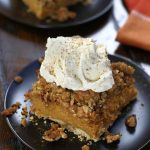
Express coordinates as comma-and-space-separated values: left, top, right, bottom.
1, 102, 21, 117
14, 76, 23, 83
81, 145, 90, 150
125, 114, 137, 128
42, 123, 67, 142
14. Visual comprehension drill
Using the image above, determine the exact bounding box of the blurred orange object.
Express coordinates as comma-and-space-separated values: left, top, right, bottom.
125, 0, 138, 12
116, 0, 150, 51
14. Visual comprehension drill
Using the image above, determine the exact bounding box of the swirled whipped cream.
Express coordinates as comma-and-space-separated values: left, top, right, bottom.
40, 37, 114, 92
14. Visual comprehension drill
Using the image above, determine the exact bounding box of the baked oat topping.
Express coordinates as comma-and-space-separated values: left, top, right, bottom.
81, 145, 90, 150
1, 102, 21, 117
14, 76, 23, 83
125, 114, 137, 128
70, 99, 75, 106
42, 123, 67, 142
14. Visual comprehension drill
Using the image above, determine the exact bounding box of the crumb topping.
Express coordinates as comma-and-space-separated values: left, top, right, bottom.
42, 123, 67, 142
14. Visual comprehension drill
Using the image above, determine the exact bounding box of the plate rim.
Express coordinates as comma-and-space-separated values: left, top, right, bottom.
0, 0, 113, 29
4, 54, 150, 150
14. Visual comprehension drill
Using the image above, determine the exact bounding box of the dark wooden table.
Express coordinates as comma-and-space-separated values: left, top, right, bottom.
0, 2, 150, 150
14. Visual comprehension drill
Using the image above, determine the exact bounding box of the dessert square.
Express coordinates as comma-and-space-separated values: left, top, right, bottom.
25, 62, 137, 141
25, 37, 138, 141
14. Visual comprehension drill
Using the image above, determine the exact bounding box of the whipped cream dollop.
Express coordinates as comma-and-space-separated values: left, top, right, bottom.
40, 37, 114, 92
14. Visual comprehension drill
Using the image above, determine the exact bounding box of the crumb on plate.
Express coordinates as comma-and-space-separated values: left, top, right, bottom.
1, 102, 21, 117
42, 123, 67, 142
14, 76, 23, 83
125, 114, 137, 128
104, 133, 121, 144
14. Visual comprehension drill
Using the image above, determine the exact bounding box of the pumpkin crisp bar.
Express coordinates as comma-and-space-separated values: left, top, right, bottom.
22, 0, 90, 21
25, 62, 138, 141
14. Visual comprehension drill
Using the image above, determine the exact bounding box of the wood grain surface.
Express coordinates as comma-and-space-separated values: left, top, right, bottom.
0, 6, 150, 150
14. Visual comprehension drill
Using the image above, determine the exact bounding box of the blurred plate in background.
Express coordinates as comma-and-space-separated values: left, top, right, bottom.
0, 0, 113, 29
